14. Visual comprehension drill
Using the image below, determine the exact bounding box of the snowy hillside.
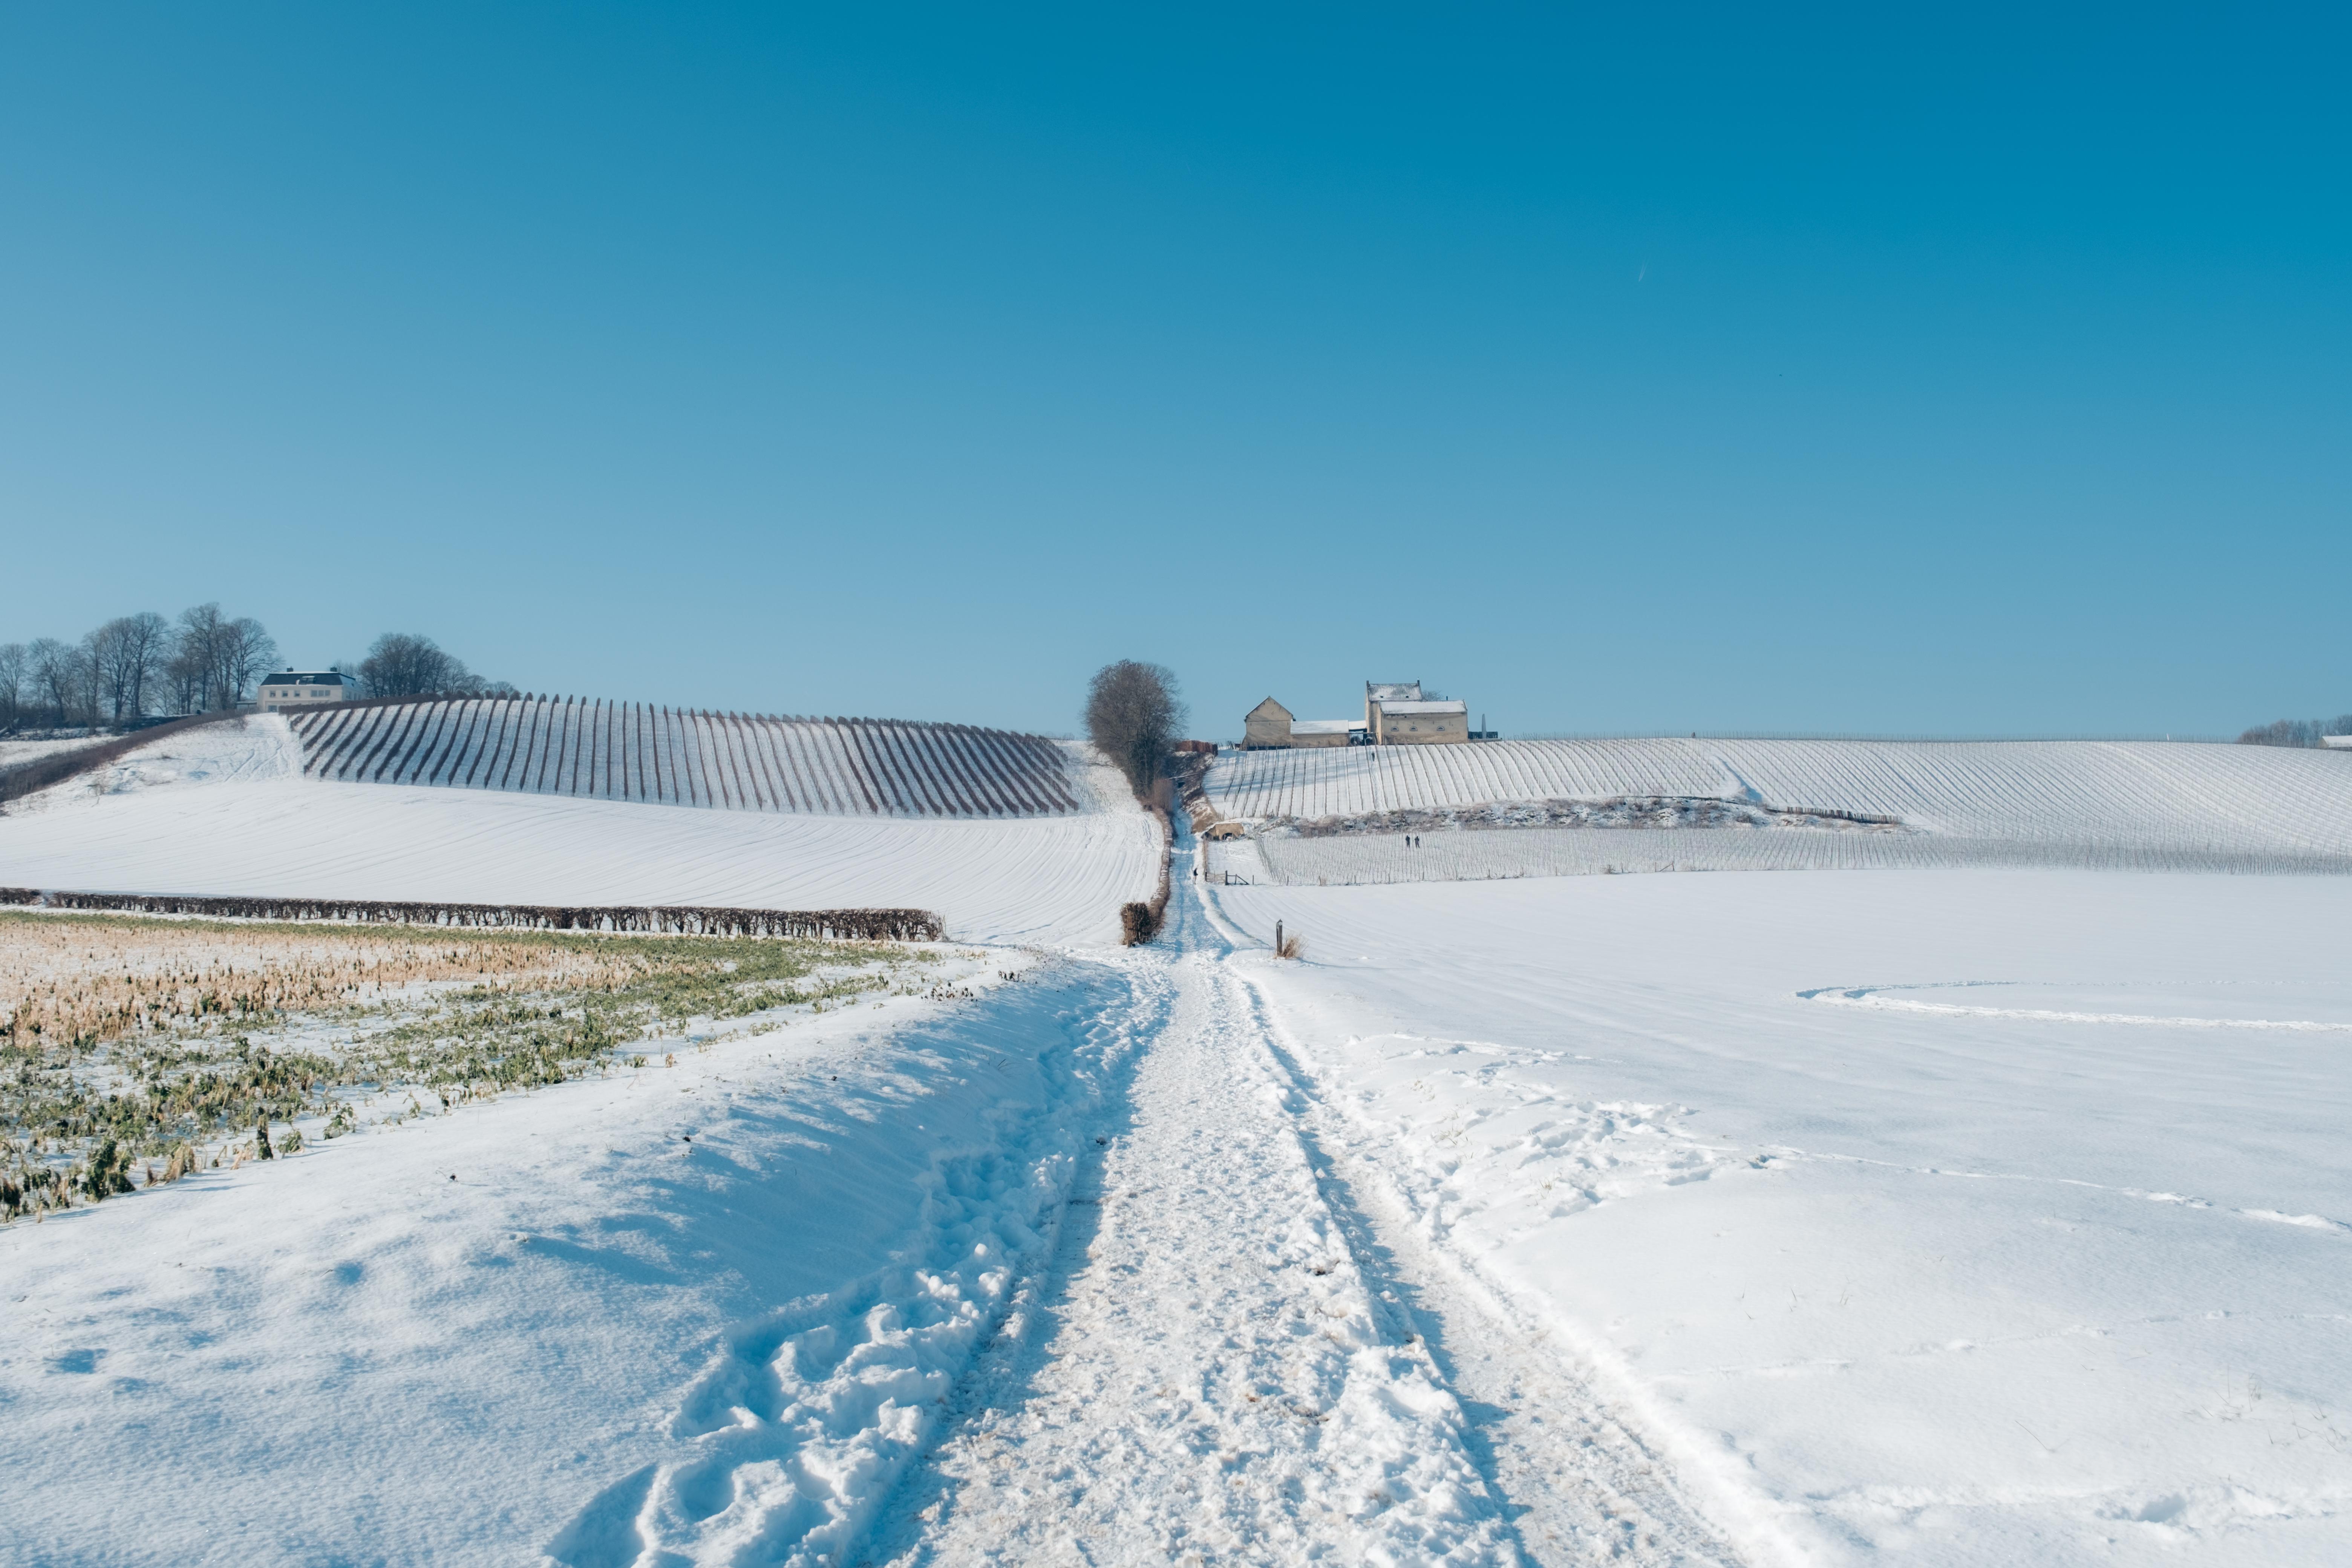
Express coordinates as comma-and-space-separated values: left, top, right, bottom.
1206, 737, 2352, 876
0, 718, 1161, 946
290, 696, 1086, 816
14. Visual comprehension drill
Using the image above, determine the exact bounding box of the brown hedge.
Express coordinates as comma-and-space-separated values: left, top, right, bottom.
0, 888, 943, 943
0, 714, 243, 807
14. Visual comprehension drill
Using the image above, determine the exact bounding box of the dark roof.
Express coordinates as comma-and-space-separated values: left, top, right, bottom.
262, 672, 350, 686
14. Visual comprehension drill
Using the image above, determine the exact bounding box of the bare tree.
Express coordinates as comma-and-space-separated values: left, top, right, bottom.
0, 642, 26, 732
29, 637, 92, 727
1084, 660, 1185, 800
214, 617, 278, 708
83, 622, 127, 723
171, 602, 227, 712
86, 611, 171, 722
164, 636, 208, 715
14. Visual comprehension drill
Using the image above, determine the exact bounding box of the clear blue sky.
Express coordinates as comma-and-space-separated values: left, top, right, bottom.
3, 4, 2344, 738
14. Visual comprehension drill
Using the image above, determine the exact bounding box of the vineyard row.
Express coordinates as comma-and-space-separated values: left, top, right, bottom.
287, 697, 1078, 817
1207, 737, 2352, 856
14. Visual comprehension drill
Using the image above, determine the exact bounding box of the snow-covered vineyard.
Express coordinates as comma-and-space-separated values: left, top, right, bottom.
289, 695, 1082, 816
0, 718, 1159, 946
1245, 822, 2352, 885
1207, 737, 2352, 876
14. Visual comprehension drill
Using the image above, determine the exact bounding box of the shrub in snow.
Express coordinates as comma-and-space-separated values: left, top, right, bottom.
78, 1138, 134, 1200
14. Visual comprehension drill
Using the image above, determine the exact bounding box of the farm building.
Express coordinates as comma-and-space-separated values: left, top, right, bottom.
1364, 680, 1470, 745
256, 671, 354, 713
1245, 683, 1476, 746
1242, 698, 1360, 750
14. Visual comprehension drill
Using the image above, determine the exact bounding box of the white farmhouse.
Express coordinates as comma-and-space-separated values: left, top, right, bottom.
256, 671, 355, 713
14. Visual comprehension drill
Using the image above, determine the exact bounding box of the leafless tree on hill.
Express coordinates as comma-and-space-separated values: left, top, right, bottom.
5, 602, 280, 727
1085, 660, 1185, 801
214, 616, 279, 707
28, 638, 90, 727
86, 611, 171, 722
170, 603, 227, 712
0, 643, 27, 731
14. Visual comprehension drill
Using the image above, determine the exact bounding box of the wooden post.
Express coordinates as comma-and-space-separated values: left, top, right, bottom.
1275, 920, 1283, 956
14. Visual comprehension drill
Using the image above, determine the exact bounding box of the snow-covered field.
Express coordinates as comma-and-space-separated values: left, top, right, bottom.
0, 718, 1161, 946
1207, 738, 2352, 871
1, 955, 1143, 1565
1237, 824, 2352, 884
13, 714, 2352, 1565
1208, 867, 2352, 1563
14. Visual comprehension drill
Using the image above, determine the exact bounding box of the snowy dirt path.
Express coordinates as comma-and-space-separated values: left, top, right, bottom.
866, 847, 1746, 1567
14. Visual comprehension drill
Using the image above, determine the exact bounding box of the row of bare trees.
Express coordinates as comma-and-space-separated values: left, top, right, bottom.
354, 632, 514, 702
0, 605, 280, 732
0, 614, 523, 734
2237, 714, 2352, 748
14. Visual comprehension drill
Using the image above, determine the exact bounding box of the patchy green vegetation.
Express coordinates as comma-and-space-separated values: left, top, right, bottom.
0, 910, 939, 1220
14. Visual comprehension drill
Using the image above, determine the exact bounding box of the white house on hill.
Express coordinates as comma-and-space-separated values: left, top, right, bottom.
256, 671, 355, 714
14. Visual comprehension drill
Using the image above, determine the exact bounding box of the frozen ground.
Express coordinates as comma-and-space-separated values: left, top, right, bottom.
0, 718, 1160, 946
1208, 867, 2352, 1563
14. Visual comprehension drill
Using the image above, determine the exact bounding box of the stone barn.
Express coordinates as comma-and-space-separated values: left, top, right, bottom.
1364, 680, 1469, 744
1242, 698, 1360, 749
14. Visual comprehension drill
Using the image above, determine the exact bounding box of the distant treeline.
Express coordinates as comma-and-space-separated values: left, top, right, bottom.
0, 610, 510, 732
2237, 715, 2352, 748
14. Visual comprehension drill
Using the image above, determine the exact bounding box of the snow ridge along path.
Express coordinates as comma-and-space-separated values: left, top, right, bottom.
547, 965, 1158, 1568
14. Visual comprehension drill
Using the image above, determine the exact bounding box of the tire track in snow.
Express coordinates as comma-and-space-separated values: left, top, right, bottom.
1238, 982, 1754, 1568
865, 879, 1524, 1561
